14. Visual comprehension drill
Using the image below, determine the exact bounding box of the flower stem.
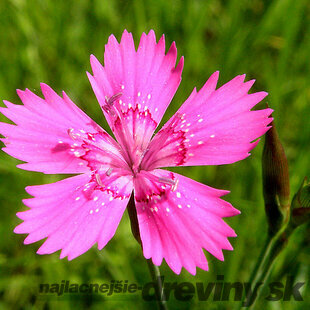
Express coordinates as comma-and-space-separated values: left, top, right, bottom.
146, 259, 168, 310
240, 228, 292, 309
127, 195, 168, 310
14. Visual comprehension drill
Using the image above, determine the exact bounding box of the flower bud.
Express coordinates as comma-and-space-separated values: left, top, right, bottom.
262, 117, 290, 235
290, 178, 310, 228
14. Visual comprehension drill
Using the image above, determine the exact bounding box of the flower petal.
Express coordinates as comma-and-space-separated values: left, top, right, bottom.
141, 73, 273, 170
0, 84, 120, 174
87, 30, 183, 150
133, 169, 239, 275
15, 173, 133, 260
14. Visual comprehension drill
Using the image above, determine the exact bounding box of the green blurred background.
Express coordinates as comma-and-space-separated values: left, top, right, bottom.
0, 0, 310, 309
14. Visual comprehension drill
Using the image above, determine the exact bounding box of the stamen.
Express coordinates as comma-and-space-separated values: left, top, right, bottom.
102, 92, 122, 115
170, 112, 183, 127
102, 104, 115, 116
106, 92, 123, 105
67, 128, 88, 141
95, 173, 104, 187
140, 171, 178, 191
68, 128, 79, 140
106, 168, 113, 176
171, 178, 179, 192
157, 177, 176, 186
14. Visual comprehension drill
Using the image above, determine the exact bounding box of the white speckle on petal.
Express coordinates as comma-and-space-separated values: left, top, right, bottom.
210, 134, 215, 138
93, 196, 98, 201
138, 103, 141, 109
198, 118, 203, 123
102, 202, 105, 206
189, 153, 194, 157
190, 134, 195, 137
176, 192, 181, 198
121, 85, 125, 89
155, 108, 158, 112
75, 197, 80, 201
58, 140, 63, 143
147, 94, 151, 100
166, 208, 170, 212
187, 204, 191, 208
198, 141, 203, 145
178, 204, 182, 209
109, 197, 113, 201
137, 92, 141, 97
128, 103, 132, 108
154, 207, 158, 212
90, 210, 93, 214
95, 208, 99, 213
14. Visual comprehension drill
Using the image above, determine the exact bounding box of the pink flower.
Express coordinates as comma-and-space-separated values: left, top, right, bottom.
0, 30, 272, 275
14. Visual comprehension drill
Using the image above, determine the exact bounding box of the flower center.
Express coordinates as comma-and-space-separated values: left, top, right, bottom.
100, 93, 158, 174
66, 93, 179, 193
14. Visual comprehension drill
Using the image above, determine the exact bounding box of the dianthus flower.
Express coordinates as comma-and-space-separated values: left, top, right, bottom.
0, 30, 272, 274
